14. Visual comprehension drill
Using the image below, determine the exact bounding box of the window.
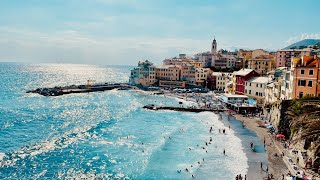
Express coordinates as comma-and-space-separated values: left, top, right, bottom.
298, 80, 306, 86
260, 84, 262, 88
309, 70, 314, 75
249, 90, 251, 94
301, 70, 305, 75
245, 89, 247, 94
256, 92, 258, 96
308, 80, 312, 87
250, 83, 251, 86
256, 84, 258, 87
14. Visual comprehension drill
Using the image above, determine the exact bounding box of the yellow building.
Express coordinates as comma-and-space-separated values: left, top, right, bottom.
247, 55, 275, 75
195, 68, 211, 86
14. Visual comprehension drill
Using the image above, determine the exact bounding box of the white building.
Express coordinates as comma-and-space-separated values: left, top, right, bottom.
280, 69, 293, 100
244, 77, 270, 106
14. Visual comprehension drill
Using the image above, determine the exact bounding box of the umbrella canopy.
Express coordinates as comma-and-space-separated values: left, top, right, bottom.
266, 125, 273, 129
276, 134, 285, 138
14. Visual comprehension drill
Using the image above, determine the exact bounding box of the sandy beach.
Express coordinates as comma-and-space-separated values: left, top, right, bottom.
233, 114, 289, 179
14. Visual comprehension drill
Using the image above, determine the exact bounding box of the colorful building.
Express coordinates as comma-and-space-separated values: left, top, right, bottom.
275, 48, 312, 68
292, 56, 320, 98
129, 60, 156, 87
247, 55, 275, 76
233, 69, 259, 95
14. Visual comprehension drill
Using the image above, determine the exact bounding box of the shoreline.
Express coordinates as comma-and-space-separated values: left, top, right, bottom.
159, 91, 276, 179
233, 114, 288, 179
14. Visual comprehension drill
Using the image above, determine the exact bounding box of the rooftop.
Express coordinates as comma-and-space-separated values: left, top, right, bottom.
246, 76, 269, 84
233, 69, 254, 76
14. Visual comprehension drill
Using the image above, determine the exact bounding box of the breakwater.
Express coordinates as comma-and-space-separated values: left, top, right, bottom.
26, 83, 132, 96
143, 104, 228, 113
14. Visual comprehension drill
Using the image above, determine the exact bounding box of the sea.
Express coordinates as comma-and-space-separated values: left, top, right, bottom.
0, 63, 267, 179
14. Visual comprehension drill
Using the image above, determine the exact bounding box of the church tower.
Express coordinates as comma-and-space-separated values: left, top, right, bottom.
211, 37, 217, 55
211, 37, 217, 67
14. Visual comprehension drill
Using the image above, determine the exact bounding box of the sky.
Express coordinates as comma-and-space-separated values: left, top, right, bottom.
0, 0, 319, 65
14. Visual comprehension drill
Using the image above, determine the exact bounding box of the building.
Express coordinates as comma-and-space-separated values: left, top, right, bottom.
247, 55, 275, 76
211, 38, 237, 69
233, 69, 259, 95
291, 56, 320, 98
211, 72, 232, 91
156, 65, 181, 81
251, 49, 270, 59
194, 51, 212, 68
244, 77, 269, 106
275, 48, 312, 68
129, 60, 156, 87
280, 69, 293, 100
163, 54, 203, 68
195, 68, 211, 86
181, 64, 196, 85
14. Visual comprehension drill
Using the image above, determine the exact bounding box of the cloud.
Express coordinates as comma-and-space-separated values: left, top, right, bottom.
285, 33, 320, 46
0, 27, 213, 65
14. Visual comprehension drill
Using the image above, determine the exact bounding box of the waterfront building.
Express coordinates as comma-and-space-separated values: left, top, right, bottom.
129, 60, 156, 87
233, 69, 259, 95
247, 55, 275, 76
275, 48, 312, 68
291, 55, 320, 98
195, 68, 211, 86
181, 64, 196, 85
244, 77, 269, 106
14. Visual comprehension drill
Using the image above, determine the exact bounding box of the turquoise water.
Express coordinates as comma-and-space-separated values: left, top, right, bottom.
0, 63, 250, 179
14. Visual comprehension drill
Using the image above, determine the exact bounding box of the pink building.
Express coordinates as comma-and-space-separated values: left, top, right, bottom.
275, 48, 312, 68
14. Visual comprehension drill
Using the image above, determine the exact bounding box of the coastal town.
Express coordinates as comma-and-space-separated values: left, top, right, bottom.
129, 38, 320, 179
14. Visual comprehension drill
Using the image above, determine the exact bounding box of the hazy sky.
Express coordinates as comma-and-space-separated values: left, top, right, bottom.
0, 0, 319, 65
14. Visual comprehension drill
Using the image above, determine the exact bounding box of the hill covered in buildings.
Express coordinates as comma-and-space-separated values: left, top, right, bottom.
284, 39, 320, 50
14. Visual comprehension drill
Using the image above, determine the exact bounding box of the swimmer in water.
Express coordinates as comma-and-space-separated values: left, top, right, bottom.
185, 168, 189, 172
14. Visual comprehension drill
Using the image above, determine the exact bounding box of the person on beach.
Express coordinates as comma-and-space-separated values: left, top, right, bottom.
228, 124, 230, 129
223, 129, 225, 134
223, 149, 225, 155
219, 129, 221, 133
210, 137, 212, 142
260, 161, 263, 169
250, 142, 253, 148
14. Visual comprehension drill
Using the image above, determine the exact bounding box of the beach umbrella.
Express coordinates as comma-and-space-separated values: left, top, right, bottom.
266, 125, 273, 129
276, 134, 285, 139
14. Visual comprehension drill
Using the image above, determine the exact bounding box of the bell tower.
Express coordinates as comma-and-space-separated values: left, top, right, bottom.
211, 37, 217, 55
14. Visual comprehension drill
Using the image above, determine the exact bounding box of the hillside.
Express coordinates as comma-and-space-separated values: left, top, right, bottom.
284, 39, 320, 49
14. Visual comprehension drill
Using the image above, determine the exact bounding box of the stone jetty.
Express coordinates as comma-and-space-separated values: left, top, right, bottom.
26, 83, 132, 96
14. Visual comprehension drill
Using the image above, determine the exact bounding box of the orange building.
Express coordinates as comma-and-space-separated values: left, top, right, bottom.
292, 56, 320, 99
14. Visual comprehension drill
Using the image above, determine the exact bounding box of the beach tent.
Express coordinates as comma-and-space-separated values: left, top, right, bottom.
276, 134, 285, 139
